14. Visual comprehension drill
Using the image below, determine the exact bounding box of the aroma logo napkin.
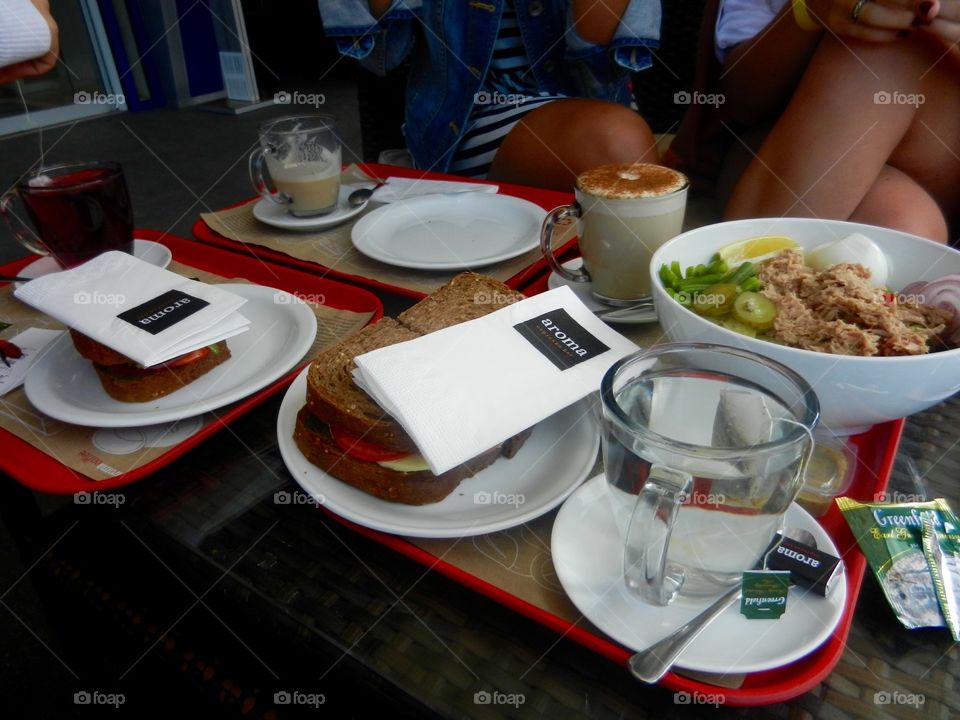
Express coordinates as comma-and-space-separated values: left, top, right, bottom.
352, 286, 637, 475
14, 251, 250, 367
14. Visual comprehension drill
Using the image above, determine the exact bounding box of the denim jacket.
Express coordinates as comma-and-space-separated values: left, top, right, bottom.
319, 0, 662, 172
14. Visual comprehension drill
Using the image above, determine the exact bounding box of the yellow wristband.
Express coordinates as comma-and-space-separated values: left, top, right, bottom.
792, 0, 822, 31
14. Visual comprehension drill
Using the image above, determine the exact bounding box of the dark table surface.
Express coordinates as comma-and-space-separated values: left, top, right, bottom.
4, 379, 959, 719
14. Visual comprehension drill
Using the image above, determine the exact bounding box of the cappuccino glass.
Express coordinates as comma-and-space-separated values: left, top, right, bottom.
541, 163, 688, 305
600, 343, 819, 606
249, 114, 341, 216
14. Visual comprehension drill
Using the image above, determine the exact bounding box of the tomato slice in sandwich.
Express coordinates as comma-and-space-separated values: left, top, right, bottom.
330, 426, 410, 462
161, 346, 210, 368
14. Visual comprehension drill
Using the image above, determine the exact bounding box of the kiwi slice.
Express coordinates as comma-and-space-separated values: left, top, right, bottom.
732, 292, 777, 330
692, 283, 738, 317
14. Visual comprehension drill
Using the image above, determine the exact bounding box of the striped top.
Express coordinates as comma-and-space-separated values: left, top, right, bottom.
448, 0, 566, 178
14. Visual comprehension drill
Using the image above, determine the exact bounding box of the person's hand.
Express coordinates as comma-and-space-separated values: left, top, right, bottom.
924, 0, 960, 41
805, 0, 926, 41
0, 0, 59, 85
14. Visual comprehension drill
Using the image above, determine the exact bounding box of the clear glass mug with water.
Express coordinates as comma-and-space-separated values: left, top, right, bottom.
249, 114, 341, 216
599, 343, 820, 606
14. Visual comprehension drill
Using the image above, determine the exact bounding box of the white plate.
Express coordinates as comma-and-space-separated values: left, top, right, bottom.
24, 284, 318, 428
252, 185, 368, 231
351, 193, 547, 270
548, 258, 657, 325
15, 239, 172, 287
277, 370, 599, 538
552, 475, 847, 675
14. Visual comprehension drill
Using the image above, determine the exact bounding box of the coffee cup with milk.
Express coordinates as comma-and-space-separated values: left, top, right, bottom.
249, 114, 341, 217
540, 163, 688, 305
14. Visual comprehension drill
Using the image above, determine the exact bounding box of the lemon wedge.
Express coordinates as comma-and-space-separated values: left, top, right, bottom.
717, 236, 799, 265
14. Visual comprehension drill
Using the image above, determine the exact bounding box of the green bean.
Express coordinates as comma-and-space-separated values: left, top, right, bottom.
659, 264, 680, 290
694, 263, 708, 276
741, 276, 762, 292
707, 258, 728, 275
720, 261, 756, 287
678, 273, 725, 291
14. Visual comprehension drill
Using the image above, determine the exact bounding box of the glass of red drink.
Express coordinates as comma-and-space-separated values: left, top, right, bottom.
1, 161, 134, 269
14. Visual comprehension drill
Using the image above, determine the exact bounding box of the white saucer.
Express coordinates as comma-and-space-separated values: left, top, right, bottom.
547, 258, 658, 325
15, 239, 172, 287
252, 185, 368, 231
551, 474, 847, 675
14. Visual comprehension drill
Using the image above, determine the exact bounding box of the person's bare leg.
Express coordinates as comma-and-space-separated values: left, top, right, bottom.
725, 34, 960, 238
487, 98, 658, 190
850, 165, 948, 242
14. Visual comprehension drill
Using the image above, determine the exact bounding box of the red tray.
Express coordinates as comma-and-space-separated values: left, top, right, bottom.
191, 163, 577, 299
323, 419, 902, 706
0, 229, 383, 495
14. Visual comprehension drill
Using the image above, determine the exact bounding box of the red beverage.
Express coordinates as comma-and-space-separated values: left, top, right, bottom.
3, 161, 134, 268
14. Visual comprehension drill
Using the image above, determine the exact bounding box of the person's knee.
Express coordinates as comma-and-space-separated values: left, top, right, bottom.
580, 103, 657, 167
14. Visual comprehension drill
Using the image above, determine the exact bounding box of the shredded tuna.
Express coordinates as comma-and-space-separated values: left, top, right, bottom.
758, 249, 951, 356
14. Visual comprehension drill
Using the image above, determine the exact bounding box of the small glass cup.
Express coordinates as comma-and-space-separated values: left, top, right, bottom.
249, 114, 342, 217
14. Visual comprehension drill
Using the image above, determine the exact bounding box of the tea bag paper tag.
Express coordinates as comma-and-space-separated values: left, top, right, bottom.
740, 571, 790, 619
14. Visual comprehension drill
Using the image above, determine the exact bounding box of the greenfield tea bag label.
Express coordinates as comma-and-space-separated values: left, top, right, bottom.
740, 571, 790, 619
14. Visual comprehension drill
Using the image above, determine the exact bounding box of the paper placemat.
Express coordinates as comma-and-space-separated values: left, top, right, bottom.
408, 503, 746, 688
0, 261, 373, 482
200, 166, 574, 296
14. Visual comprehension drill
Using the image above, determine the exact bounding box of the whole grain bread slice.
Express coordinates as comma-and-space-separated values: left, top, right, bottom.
293, 407, 504, 505
397, 273, 524, 335
305, 318, 421, 452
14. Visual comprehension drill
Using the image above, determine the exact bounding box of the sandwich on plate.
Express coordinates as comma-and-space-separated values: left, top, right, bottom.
69, 328, 231, 403
293, 273, 531, 505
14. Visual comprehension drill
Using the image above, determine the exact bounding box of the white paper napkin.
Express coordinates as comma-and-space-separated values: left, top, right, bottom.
14, 251, 249, 367
371, 177, 499, 203
353, 286, 638, 475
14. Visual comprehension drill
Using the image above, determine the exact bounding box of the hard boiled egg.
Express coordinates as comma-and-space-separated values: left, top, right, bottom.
806, 233, 889, 287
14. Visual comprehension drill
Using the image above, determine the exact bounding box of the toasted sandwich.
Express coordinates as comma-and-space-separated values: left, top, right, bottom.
69, 329, 231, 403
293, 273, 530, 505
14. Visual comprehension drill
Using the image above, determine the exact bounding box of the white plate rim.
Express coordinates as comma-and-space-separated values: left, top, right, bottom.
551, 474, 847, 675
24, 284, 318, 427
14, 239, 172, 288
350, 193, 547, 271
252, 184, 368, 231
277, 367, 600, 538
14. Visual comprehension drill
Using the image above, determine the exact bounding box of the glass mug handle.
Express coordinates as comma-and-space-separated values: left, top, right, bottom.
623, 465, 693, 606
0, 189, 49, 256
248, 147, 289, 206
540, 203, 590, 284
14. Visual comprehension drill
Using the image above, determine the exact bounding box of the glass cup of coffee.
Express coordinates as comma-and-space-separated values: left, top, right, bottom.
249, 114, 342, 217
540, 163, 688, 305
0, 161, 135, 269
600, 343, 819, 606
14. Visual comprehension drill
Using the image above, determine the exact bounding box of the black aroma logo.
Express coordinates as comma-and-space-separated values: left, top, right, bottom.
513, 309, 609, 370
117, 290, 210, 335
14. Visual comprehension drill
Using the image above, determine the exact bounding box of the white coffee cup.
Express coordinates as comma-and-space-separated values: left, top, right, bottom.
541, 163, 688, 304
249, 114, 341, 217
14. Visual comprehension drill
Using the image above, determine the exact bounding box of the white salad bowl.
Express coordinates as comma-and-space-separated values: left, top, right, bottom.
650, 218, 960, 434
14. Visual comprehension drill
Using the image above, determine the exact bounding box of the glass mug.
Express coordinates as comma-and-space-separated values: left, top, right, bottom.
0, 161, 134, 269
599, 343, 819, 606
249, 114, 342, 217
541, 163, 688, 305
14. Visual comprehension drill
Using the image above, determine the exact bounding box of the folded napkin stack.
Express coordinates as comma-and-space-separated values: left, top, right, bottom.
15, 251, 249, 367
353, 285, 638, 474
370, 177, 498, 203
